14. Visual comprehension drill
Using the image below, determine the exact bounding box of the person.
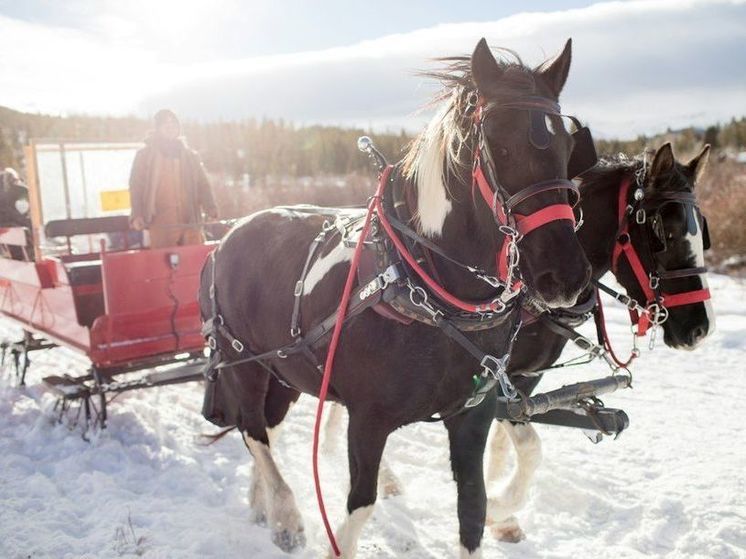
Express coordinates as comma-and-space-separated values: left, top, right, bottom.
128, 109, 218, 248
0, 168, 31, 227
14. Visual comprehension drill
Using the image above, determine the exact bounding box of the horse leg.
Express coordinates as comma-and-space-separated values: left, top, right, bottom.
485, 421, 512, 486
243, 376, 305, 552
330, 410, 389, 558
377, 457, 402, 498
445, 393, 497, 559
323, 402, 345, 455
323, 403, 401, 499
248, 377, 300, 527
486, 421, 542, 543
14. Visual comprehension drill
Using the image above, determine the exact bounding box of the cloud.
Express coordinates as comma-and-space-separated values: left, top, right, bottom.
1, 0, 745, 138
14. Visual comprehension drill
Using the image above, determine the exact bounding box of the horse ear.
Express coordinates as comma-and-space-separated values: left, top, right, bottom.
649, 142, 675, 185
687, 144, 711, 185
539, 38, 572, 98
471, 38, 502, 94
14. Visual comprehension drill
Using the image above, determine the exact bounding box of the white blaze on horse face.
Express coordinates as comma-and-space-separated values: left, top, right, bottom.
331, 505, 373, 559
409, 106, 453, 238
685, 216, 716, 339
303, 241, 354, 295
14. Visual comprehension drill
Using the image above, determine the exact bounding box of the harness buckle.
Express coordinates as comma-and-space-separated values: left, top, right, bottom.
231, 339, 244, 353
572, 335, 596, 353
406, 280, 443, 320
290, 327, 301, 338
574, 206, 584, 232
635, 208, 647, 224
294, 280, 304, 297
480, 354, 517, 400
648, 274, 660, 290
359, 264, 401, 301
207, 336, 217, 350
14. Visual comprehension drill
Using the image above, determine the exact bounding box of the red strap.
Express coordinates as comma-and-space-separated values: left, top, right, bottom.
514, 204, 575, 236
376, 168, 508, 313
473, 164, 508, 224
662, 288, 711, 308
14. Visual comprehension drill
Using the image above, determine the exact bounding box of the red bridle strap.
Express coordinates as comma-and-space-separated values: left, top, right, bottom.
611, 177, 711, 336
514, 205, 576, 236
662, 288, 711, 308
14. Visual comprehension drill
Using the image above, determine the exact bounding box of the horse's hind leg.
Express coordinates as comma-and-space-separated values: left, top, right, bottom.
248, 376, 300, 527
330, 410, 390, 558
242, 372, 305, 552
486, 421, 542, 543
486, 420, 512, 486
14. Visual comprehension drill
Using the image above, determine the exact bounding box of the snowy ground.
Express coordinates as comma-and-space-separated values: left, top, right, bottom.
1, 273, 745, 559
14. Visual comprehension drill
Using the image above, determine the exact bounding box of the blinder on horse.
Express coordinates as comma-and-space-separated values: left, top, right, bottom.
479, 96, 598, 180
612, 179, 711, 337
567, 118, 598, 179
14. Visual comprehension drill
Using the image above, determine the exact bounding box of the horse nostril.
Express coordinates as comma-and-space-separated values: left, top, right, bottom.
688, 326, 707, 346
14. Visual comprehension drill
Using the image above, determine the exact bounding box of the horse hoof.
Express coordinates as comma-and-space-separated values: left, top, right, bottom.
272, 528, 306, 552
491, 521, 525, 543
381, 479, 402, 498
249, 509, 267, 526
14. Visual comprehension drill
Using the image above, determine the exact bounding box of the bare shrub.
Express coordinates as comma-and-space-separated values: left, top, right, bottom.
212, 172, 375, 219
697, 158, 746, 266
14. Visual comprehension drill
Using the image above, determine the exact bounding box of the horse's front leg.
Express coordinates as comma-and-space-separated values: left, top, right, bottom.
330, 409, 390, 558
445, 390, 497, 559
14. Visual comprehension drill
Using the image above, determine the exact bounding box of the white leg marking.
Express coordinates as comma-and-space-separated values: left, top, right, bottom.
248, 461, 268, 524
460, 544, 483, 558
487, 422, 542, 542
486, 421, 512, 487
378, 457, 402, 498
330, 505, 374, 559
303, 241, 354, 295
243, 433, 306, 551
323, 403, 345, 455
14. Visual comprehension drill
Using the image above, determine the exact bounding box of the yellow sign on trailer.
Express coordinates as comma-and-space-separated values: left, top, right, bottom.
100, 189, 131, 212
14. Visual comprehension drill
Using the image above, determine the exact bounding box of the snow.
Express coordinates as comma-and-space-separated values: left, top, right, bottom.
1, 273, 745, 559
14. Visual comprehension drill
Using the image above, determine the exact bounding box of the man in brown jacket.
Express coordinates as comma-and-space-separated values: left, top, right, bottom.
129, 109, 217, 248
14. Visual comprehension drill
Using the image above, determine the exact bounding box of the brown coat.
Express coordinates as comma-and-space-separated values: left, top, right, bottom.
128, 138, 217, 226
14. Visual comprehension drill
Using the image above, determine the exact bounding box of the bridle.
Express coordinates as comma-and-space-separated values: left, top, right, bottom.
470, 94, 591, 297
611, 172, 711, 337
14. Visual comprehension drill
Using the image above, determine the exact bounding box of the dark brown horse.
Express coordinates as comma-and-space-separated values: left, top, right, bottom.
200, 38, 591, 558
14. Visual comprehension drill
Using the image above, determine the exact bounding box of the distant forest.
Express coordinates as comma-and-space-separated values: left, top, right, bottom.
1, 105, 745, 180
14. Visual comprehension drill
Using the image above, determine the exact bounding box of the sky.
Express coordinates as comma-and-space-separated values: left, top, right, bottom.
0, 0, 745, 138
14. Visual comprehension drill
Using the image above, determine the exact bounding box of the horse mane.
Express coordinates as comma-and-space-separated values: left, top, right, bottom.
401, 50, 537, 236
579, 153, 643, 192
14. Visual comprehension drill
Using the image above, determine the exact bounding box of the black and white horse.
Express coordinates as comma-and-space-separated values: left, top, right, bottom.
483, 142, 715, 541
200, 38, 591, 558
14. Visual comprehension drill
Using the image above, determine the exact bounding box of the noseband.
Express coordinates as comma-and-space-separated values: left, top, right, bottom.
470, 95, 581, 288
612, 176, 711, 335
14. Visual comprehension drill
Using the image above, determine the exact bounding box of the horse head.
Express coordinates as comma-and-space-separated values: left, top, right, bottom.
616, 142, 714, 349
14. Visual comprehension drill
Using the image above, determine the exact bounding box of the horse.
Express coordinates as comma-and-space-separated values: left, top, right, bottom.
480, 141, 715, 542
199, 38, 592, 558
323, 142, 716, 545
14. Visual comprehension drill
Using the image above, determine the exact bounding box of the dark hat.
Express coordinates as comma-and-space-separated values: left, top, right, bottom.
154, 109, 179, 127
